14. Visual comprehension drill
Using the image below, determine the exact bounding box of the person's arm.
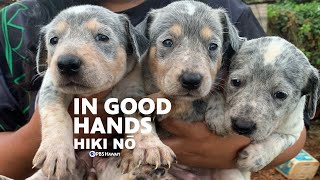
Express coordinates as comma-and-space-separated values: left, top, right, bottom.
160, 119, 305, 169
0, 109, 41, 179
264, 127, 306, 169
0, 97, 114, 179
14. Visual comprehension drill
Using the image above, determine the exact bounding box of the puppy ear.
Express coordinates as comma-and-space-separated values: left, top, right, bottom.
135, 11, 155, 40
303, 67, 320, 119
219, 9, 246, 52
120, 15, 149, 58
36, 28, 48, 74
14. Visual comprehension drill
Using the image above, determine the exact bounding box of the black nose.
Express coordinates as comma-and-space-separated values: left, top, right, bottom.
152, 167, 166, 176
57, 55, 81, 75
134, 176, 146, 180
231, 118, 256, 135
180, 73, 202, 90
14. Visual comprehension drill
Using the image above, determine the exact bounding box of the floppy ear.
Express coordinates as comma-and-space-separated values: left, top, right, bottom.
135, 11, 155, 40
219, 9, 246, 52
36, 28, 48, 74
303, 67, 320, 119
120, 15, 149, 59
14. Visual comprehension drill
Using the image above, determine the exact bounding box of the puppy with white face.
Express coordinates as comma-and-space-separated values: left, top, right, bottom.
32, 5, 145, 179
206, 36, 319, 177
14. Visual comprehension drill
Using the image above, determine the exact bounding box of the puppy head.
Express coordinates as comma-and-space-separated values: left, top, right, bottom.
138, 1, 243, 100
36, 5, 143, 95
224, 36, 319, 141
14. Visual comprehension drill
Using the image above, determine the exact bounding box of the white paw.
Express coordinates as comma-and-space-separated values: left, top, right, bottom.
33, 139, 76, 178
133, 137, 176, 168
237, 144, 269, 172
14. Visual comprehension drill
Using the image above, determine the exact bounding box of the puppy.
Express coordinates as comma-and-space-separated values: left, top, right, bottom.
120, 0, 244, 175
32, 5, 145, 179
206, 36, 320, 179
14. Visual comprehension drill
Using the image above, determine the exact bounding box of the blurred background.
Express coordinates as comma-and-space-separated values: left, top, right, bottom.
0, 0, 319, 179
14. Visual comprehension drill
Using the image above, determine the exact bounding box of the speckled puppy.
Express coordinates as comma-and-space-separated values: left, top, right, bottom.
206, 36, 320, 179
32, 5, 145, 179
120, 0, 244, 174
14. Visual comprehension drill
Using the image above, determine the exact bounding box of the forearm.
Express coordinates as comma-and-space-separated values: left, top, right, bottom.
264, 127, 306, 169
212, 127, 306, 169
162, 121, 306, 170
0, 111, 41, 179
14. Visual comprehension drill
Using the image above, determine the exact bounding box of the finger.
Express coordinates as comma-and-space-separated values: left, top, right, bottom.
162, 138, 205, 167
159, 118, 194, 137
161, 137, 192, 157
160, 118, 211, 137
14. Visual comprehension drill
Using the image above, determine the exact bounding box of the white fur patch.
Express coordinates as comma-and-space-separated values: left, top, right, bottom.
263, 41, 283, 65
66, 6, 88, 14
276, 96, 305, 136
185, 3, 196, 15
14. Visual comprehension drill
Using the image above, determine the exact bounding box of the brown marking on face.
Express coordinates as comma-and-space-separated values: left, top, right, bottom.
211, 55, 222, 78
148, 46, 158, 74
84, 19, 101, 32
49, 45, 69, 69
56, 21, 68, 34
49, 42, 88, 73
200, 26, 213, 40
170, 24, 183, 37
46, 53, 52, 66
148, 46, 169, 87
112, 47, 127, 74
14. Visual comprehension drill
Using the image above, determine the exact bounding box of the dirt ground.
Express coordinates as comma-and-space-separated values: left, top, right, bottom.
252, 119, 320, 180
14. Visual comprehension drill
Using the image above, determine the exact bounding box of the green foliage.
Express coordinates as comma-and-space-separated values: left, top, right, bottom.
268, 1, 320, 67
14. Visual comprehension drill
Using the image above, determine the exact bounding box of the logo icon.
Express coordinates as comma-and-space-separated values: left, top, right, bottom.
89, 151, 95, 157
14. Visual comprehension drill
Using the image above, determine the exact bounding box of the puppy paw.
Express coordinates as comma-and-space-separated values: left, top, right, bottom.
119, 149, 135, 173
206, 122, 228, 136
205, 110, 228, 136
33, 139, 76, 178
133, 137, 176, 168
237, 144, 268, 172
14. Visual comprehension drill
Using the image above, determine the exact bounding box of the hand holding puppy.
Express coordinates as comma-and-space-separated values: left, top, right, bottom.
160, 118, 250, 169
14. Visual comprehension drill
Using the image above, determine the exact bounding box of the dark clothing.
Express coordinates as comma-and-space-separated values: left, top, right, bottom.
0, 0, 265, 131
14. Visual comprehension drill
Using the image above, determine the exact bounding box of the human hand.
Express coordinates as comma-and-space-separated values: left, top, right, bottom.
160, 118, 250, 169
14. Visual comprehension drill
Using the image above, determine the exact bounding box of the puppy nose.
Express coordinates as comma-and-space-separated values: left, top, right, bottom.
152, 167, 166, 176
57, 55, 81, 75
180, 73, 202, 90
134, 176, 146, 180
231, 118, 256, 135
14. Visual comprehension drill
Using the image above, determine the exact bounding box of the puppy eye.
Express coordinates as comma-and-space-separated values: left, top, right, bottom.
208, 43, 218, 51
95, 34, 109, 42
274, 91, 288, 100
231, 78, 241, 87
50, 37, 59, 45
162, 39, 173, 47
